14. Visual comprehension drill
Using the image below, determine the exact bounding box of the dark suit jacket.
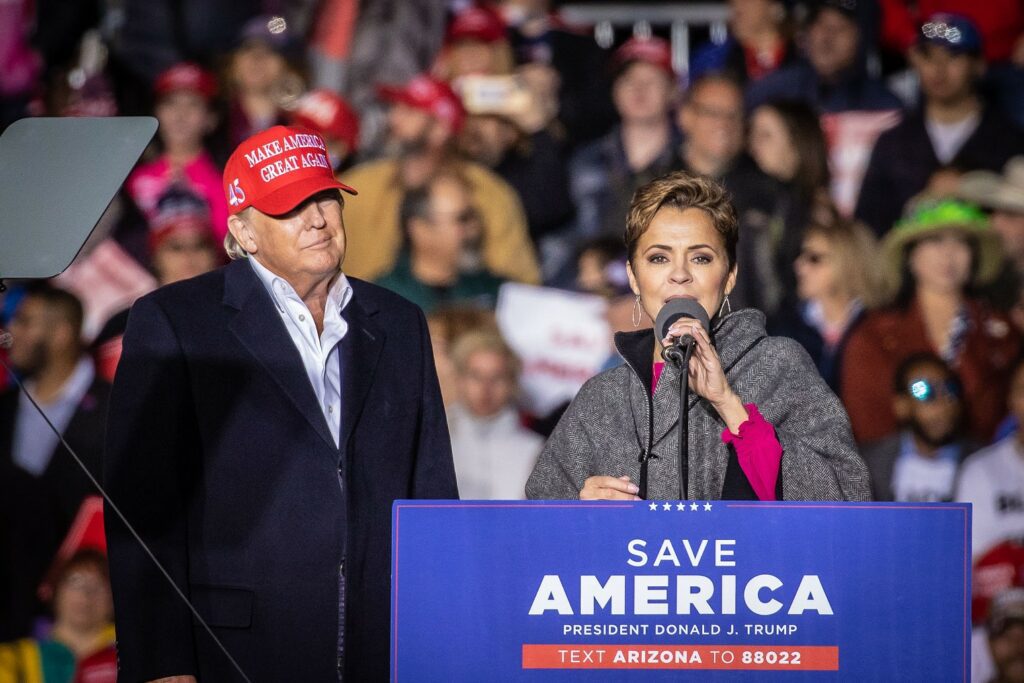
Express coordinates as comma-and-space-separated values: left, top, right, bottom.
0, 374, 109, 641
103, 259, 458, 682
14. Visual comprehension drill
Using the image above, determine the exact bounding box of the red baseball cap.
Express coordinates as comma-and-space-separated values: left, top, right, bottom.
446, 5, 507, 45
289, 89, 361, 154
376, 74, 466, 133
154, 62, 218, 101
612, 37, 675, 78
223, 125, 357, 216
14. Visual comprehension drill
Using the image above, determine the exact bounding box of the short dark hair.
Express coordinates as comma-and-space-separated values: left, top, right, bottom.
23, 283, 84, 338
625, 171, 738, 268
754, 99, 830, 197
398, 170, 473, 246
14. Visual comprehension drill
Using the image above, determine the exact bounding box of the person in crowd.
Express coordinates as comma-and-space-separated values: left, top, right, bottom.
500, 0, 617, 148
856, 14, 1024, 237
433, 4, 515, 82
376, 171, 505, 313
861, 353, 971, 501
457, 74, 574, 251
341, 73, 540, 284
92, 186, 221, 382
288, 88, 361, 173
124, 62, 229, 245
224, 15, 299, 149
448, 331, 543, 499
842, 199, 1019, 445
982, 587, 1024, 683
527, 171, 869, 501
690, 0, 797, 86
570, 36, 681, 244
104, 125, 457, 681
0, 286, 108, 640
426, 306, 499, 408
879, 1, 1024, 128
676, 74, 748, 180
0, 550, 115, 681
957, 358, 1024, 561
740, 99, 833, 316
768, 215, 882, 393
959, 157, 1024, 312
746, 0, 902, 113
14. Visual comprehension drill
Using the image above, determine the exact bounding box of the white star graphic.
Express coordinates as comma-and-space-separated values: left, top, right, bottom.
662, 502, 672, 511
704, 502, 713, 511
676, 502, 686, 511
690, 502, 699, 511
649, 502, 658, 511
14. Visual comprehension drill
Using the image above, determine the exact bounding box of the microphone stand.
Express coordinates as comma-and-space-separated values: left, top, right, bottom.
677, 344, 695, 500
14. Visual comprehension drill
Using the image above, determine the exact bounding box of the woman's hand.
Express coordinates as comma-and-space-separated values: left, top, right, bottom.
662, 319, 748, 432
580, 475, 641, 500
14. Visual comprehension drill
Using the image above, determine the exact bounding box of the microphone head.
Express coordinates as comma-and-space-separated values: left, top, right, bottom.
654, 298, 710, 342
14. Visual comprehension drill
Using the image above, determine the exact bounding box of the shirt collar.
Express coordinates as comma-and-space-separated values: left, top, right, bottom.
898, 430, 961, 463
24, 357, 95, 408
248, 256, 352, 316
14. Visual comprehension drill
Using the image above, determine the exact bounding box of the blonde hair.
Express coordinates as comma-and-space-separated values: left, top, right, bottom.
450, 330, 521, 378
804, 217, 884, 308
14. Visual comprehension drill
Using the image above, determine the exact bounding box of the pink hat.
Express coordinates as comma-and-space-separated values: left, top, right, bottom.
376, 74, 466, 133
290, 89, 361, 154
223, 125, 357, 216
446, 5, 507, 45
612, 36, 675, 77
154, 62, 218, 101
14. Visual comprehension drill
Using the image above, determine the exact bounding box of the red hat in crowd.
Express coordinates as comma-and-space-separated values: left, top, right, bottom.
973, 539, 1024, 625
611, 36, 675, 78
376, 75, 466, 133
148, 185, 216, 253
154, 62, 218, 101
38, 496, 106, 602
223, 125, 357, 216
446, 5, 508, 45
289, 89, 361, 154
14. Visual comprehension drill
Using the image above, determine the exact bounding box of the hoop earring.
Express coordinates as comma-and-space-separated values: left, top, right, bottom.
717, 294, 732, 319
632, 294, 642, 327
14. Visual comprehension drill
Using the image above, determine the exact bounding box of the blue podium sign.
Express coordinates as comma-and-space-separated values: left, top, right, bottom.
391, 501, 970, 681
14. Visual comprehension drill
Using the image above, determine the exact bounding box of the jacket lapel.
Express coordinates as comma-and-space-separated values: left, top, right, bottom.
224, 259, 336, 450
338, 293, 385, 457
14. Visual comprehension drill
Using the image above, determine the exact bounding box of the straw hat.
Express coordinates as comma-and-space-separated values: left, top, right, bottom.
881, 198, 1003, 291
958, 156, 1024, 214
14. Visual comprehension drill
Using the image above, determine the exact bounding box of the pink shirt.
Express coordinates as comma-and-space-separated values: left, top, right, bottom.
126, 151, 228, 242
651, 362, 781, 501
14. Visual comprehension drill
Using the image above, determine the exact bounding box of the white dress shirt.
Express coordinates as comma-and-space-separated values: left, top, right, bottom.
249, 257, 352, 447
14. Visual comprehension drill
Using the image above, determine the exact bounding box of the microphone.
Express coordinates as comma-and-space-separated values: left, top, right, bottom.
654, 298, 709, 367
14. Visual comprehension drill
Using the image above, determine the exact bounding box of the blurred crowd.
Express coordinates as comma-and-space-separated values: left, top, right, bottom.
5, 0, 1024, 679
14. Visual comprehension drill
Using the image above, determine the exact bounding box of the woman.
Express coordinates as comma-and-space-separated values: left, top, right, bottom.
842, 199, 1020, 445
769, 215, 882, 393
0, 550, 116, 681
526, 172, 870, 501
738, 99, 833, 317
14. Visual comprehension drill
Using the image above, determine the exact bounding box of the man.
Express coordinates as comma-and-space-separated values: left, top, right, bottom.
985, 588, 1024, 683
376, 172, 504, 313
861, 353, 971, 501
957, 358, 1024, 561
0, 285, 109, 640
746, 0, 902, 113
457, 79, 574, 248
959, 157, 1024, 312
856, 13, 1024, 236
104, 125, 458, 681
340, 74, 539, 285
570, 36, 681, 242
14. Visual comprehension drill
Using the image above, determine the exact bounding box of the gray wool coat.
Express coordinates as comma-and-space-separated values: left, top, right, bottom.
526, 308, 871, 501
